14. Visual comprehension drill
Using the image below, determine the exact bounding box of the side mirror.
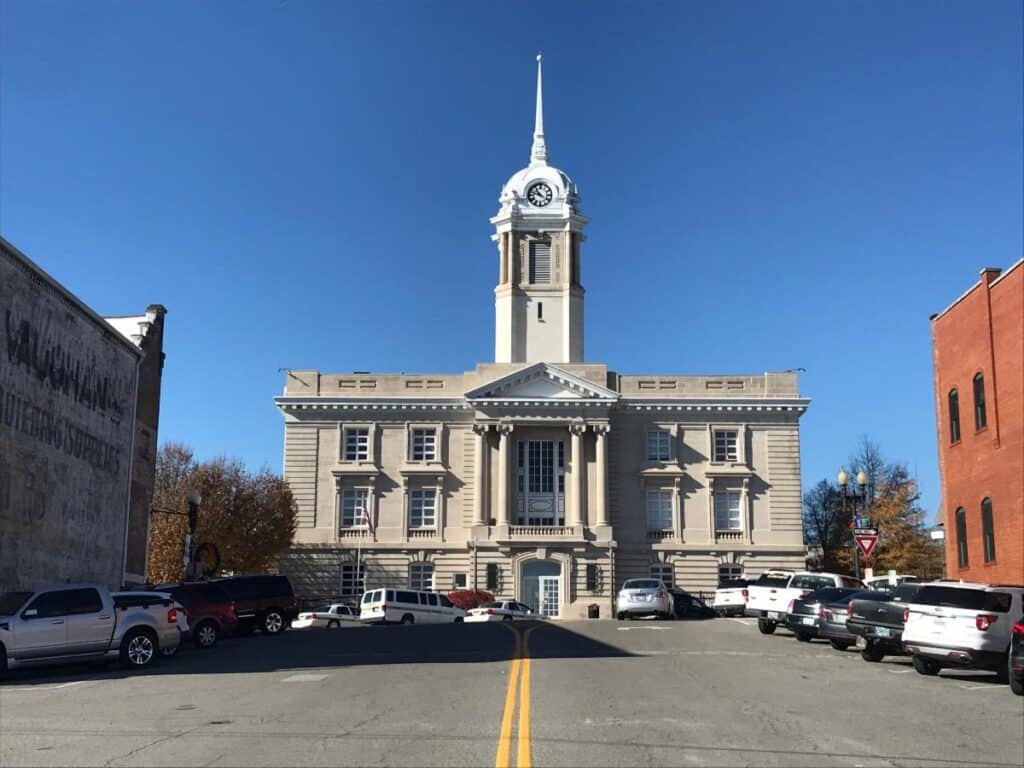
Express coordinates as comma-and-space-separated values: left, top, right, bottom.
23, 608, 38, 618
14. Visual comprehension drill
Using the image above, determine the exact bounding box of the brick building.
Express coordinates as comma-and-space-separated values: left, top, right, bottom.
930, 259, 1023, 584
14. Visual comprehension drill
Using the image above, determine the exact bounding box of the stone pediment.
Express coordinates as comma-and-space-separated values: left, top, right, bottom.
465, 363, 619, 403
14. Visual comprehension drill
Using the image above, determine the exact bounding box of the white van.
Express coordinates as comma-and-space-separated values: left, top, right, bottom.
359, 588, 467, 625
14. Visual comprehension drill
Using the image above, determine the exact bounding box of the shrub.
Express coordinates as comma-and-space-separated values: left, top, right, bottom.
447, 589, 494, 610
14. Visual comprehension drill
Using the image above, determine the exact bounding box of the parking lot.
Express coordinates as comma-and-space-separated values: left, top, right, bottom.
1, 617, 1021, 767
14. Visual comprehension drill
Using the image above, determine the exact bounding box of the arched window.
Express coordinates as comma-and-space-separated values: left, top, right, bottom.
955, 507, 969, 568
981, 498, 996, 563
973, 373, 987, 430
948, 389, 961, 444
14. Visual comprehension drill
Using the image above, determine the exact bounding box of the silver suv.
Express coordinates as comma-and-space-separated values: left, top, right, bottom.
616, 579, 673, 620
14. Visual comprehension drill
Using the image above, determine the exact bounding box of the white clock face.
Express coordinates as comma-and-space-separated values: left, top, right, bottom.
527, 183, 553, 207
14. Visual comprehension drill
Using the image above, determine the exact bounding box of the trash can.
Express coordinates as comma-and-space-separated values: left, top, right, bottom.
587, 603, 599, 619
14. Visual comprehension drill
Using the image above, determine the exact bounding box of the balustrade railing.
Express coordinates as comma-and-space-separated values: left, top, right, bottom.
647, 529, 674, 542
715, 530, 744, 542
508, 525, 580, 538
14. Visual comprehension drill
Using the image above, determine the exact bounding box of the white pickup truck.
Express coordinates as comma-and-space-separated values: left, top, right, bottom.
0, 583, 182, 676
747, 571, 864, 634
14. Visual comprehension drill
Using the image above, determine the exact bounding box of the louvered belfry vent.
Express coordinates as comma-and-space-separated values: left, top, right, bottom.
529, 241, 551, 284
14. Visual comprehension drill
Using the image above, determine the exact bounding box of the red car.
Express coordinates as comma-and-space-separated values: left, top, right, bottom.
154, 581, 237, 649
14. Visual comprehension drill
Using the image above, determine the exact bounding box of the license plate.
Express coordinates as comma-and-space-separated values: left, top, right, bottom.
801, 617, 815, 625
875, 627, 892, 638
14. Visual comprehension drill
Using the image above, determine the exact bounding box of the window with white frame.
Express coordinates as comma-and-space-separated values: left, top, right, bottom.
646, 429, 671, 461
718, 563, 743, 585
409, 563, 434, 591
650, 563, 674, 587
410, 428, 437, 461
409, 488, 437, 529
343, 427, 369, 461
645, 488, 673, 531
714, 489, 742, 531
340, 563, 365, 596
713, 430, 738, 462
452, 573, 468, 590
340, 487, 369, 528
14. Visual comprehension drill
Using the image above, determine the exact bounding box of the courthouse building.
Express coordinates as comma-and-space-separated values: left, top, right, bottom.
276, 60, 809, 618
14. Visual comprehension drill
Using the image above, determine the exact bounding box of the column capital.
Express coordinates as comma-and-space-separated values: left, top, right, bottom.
591, 422, 611, 436
569, 419, 587, 436
498, 421, 515, 436
472, 423, 491, 437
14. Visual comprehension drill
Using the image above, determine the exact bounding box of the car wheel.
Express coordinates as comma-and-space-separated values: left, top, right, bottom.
1010, 661, 1023, 696
757, 619, 776, 635
860, 641, 885, 663
400, 614, 414, 625
0, 646, 7, 678
327, 620, 340, 629
616, 612, 624, 621
195, 621, 220, 649
120, 628, 157, 669
262, 610, 285, 635
795, 631, 811, 643
994, 654, 1009, 684
503, 615, 513, 622
454, 617, 464, 623
912, 655, 942, 676
830, 639, 853, 651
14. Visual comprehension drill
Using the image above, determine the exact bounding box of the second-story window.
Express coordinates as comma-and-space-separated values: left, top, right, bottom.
948, 389, 961, 443
645, 488, 673, 532
411, 428, 437, 461
713, 430, 738, 462
340, 488, 369, 528
646, 429, 671, 461
973, 373, 987, 430
409, 489, 436, 529
714, 489, 742, 531
343, 427, 369, 461
955, 507, 968, 568
981, 498, 995, 563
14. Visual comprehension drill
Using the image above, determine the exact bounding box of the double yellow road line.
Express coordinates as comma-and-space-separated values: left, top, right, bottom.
494, 624, 537, 768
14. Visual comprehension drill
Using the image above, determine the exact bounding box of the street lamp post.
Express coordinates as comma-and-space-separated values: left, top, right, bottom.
185, 490, 202, 579
837, 468, 869, 581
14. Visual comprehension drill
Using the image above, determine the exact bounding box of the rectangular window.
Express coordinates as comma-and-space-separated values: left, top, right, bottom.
717, 564, 744, 586
586, 564, 600, 593
340, 488, 369, 528
409, 489, 436, 529
973, 375, 987, 430
645, 488, 673, 531
650, 563, 673, 587
343, 428, 369, 461
955, 507, 969, 568
340, 564, 365, 597
453, 573, 468, 590
714, 490, 742, 531
529, 241, 551, 284
646, 429, 671, 461
713, 430, 738, 462
948, 390, 961, 444
981, 499, 996, 563
410, 428, 437, 461
409, 563, 434, 592
486, 563, 500, 591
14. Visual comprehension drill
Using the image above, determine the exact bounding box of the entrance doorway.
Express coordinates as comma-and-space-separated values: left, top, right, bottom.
522, 559, 561, 619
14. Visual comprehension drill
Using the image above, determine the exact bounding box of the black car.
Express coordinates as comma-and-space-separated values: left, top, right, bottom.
846, 582, 923, 662
784, 587, 859, 642
213, 574, 298, 635
670, 590, 715, 620
818, 590, 889, 651
1010, 614, 1024, 696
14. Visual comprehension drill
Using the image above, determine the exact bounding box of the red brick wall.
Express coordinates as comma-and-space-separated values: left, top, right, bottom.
932, 261, 1023, 585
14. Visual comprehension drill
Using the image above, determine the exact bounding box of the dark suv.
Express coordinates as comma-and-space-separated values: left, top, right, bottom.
213, 575, 298, 635
155, 581, 237, 649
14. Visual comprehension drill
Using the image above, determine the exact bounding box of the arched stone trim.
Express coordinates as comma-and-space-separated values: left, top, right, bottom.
511, 549, 573, 609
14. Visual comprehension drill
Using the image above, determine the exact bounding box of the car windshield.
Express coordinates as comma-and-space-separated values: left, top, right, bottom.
624, 580, 662, 590
0, 591, 32, 614
791, 574, 836, 591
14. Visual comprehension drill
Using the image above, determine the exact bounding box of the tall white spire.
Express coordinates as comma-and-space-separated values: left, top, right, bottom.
530, 54, 548, 167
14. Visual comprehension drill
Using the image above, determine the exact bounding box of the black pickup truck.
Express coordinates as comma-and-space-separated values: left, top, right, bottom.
845, 582, 923, 662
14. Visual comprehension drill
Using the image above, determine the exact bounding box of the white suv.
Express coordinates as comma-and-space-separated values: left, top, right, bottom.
902, 581, 1024, 680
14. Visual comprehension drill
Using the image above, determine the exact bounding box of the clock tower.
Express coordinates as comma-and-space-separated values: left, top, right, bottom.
491, 55, 588, 364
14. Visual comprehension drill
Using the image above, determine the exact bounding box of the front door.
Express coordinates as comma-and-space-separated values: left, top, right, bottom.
14, 590, 69, 659
538, 575, 560, 619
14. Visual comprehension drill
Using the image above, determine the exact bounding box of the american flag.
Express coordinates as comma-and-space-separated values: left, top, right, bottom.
358, 507, 375, 533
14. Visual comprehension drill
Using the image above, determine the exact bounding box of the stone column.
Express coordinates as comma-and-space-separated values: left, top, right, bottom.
496, 422, 514, 526
472, 424, 489, 525
741, 477, 750, 545
593, 423, 610, 527
569, 420, 586, 528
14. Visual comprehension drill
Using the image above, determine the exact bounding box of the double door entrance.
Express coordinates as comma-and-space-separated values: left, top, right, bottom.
515, 439, 566, 526
522, 559, 561, 619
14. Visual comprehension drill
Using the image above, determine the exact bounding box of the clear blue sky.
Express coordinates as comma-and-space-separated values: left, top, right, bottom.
2, 1, 1021, 517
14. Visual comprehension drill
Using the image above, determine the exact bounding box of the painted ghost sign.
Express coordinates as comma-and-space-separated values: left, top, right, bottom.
0, 240, 140, 592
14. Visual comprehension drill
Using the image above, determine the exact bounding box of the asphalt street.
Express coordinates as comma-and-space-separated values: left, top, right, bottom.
1, 617, 1021, 767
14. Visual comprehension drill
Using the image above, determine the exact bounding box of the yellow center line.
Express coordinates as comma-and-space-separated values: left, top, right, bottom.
494, 626, 523, 768
517, 625, 537, 768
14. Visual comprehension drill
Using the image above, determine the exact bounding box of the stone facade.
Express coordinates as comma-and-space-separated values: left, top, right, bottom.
931, 260, 1023, 585
276, 59, 809, 618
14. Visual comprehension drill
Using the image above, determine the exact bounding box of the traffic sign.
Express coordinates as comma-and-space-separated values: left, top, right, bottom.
854, 528, 879, 558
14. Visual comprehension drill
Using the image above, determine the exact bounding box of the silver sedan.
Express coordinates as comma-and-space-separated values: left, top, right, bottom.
616, 579, 674, 620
